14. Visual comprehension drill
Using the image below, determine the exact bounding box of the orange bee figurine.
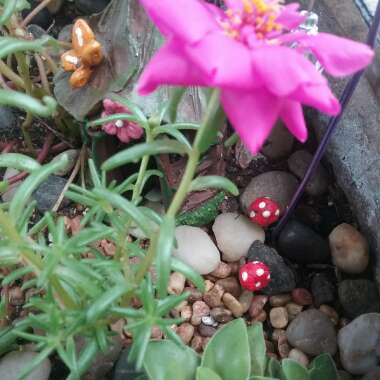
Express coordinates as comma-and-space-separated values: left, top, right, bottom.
60, 19, 104, 88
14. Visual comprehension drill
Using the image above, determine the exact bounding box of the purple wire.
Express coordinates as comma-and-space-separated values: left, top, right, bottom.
273, 0, 380, 239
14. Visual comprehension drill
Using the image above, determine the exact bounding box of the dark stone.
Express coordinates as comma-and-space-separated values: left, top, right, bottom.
247, 241, 296, 296
0, 106, 20, 140
278, 220, 331, 264
198, 323, 217, 338
27, 24, 47, 39
362, 367, 380, 380
75, 0, 111, 14
32, 175, 68, 213
311, 272, 336, 307
338, 280, 380, 319
112, 347, 145, 380
22, 1, 52, 29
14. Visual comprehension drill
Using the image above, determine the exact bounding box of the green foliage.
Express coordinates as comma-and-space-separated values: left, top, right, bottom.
142, 319, 339, 380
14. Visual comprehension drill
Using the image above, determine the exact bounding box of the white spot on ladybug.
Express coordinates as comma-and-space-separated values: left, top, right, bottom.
275, 209, 280, 216
253, 261, 259, 264
241, 271, 248, 281
256, 268, 264, 276
250, 211, 256, 218
255, 282, 261, 288
259, 201, 266, 209
115, 120, 124, 128
267, 274, 271, 279
262, 210, 271, 218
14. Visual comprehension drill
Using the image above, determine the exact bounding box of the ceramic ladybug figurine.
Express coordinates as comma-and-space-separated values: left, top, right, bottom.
60, 19, 104, 88
239, 261, 271, 291
249, 197, 281, 228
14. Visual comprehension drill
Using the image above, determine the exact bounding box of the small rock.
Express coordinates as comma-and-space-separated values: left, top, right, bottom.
75, 0, 111, 14
272, 329, 286, 342
83, 336, 123, 380
204, 280, 215, 293
198, 324, 217, 338
247, 241, 296, 295
288, 150, 328, 196
167, 272, 186, 295
212, 213, 265, 262
215, 277, 241, 298
337, 370, 353, 380
362, 368, 380, 380
319, 305, 339, 325
32, 175, 68, 213
185, 287, 203, 303
180, 305, 192, 322
210, 262, 231, 279
52, 150, 79, 176
228, 262, 240, 274
27, 24, 47, 39
2, 168, 21, 203
203, 284, 224, 308
239, 291, 254, 313
269, 294, 292, 307
311, 272, 336, 307
288, 349, 309, 367
338, 313, 380, 375
0, 106, 19, 139
286, 309, 337, 356
173, 226, 221, 275
329, 223, 369, 274
270, 307, 289, 329
191, 301, 210, 326
338, 280, 380, 319
261, 122, 294, 160
278, 220, 331, 264
190, 336, 203, 352
254, 310, 267, 322
291, 288, 313, 306
177, 323, 195, 344
210, 307, 233, 323
285, 302, 303, 321
201, 315, 217, 327
249, 295, 269, 318
0, 351, 51, 380
277, 334, 290, 358
151, 325, 163, 340
222, 293, 244, 317
240, 171, 299, 213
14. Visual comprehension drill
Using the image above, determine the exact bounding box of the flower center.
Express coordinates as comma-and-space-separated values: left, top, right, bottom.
220, 0, 283, 45
115, 120, 124, 128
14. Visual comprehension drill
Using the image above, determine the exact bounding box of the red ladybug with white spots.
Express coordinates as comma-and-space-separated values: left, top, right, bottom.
239, 261, 271, 291
249, 197, 281, 227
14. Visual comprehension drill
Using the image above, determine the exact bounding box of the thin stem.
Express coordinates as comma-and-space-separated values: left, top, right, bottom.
0, 60, 26, 89
21, 0, 51, 27
273, 1, 380, 239
34, 53, 51, 95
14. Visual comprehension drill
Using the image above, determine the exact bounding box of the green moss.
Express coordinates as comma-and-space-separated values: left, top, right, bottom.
176, 192, 225, 227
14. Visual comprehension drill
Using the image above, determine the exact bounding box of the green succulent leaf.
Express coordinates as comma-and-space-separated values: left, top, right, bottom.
0, 90, 57, 117
196, 367, 223, 380
282, 359, 310, 380
309, 354, 338, 380
247, 323, 267, 377
102, 140, 189, 171
201, 318, 250, 380
265, 357, 285, 380
0, 36, 52, 58
144, 340, 199, 380
171, 258, 205, 292
0, 0, 30, 25
190, 176, 239, 196
0, 153, 41, 172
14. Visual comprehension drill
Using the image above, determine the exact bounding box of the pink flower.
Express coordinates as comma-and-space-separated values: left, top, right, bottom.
101, 99, 144, 143
137, 0, 373, 153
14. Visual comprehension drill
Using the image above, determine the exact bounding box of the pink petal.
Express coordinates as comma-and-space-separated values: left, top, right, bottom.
186, 31, 257, 90
297, 33, 374, 77
223, 0, 243, 12
127, 123, 144, 139
276, 3, 305, 29
103, 123, 117, 135
221, 88, 282, 154
279, 100, 308, 142
291, 82, 341, 115
117, 128, 131, 143
138, 0, 218, 43
137, 41, 209, 95
251, 45, 326, 96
